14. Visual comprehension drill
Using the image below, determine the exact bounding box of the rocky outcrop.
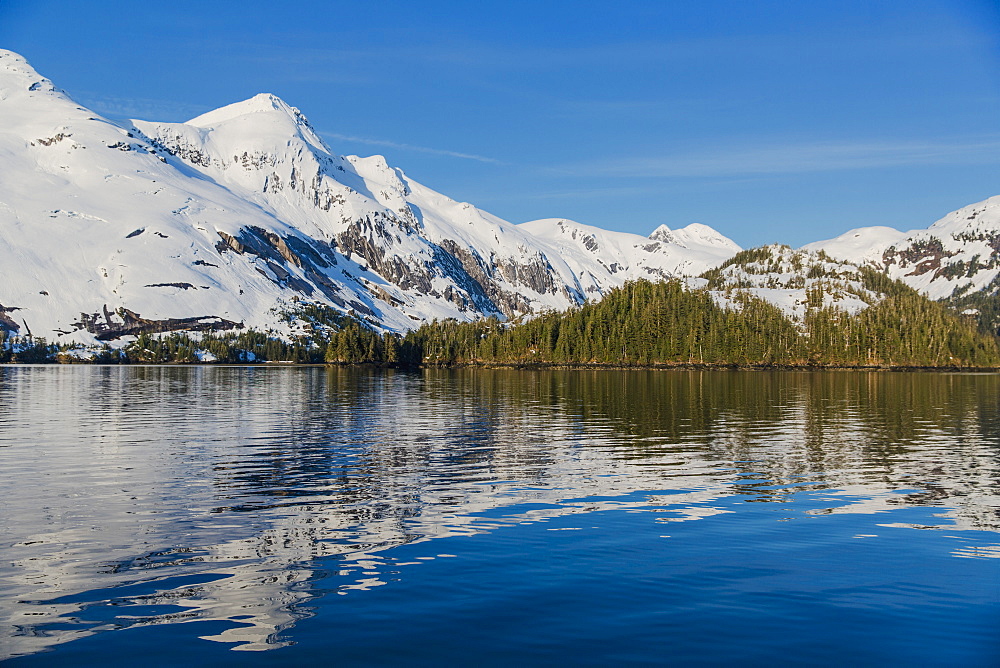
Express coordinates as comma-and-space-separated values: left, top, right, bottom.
74, 306, 242, 341
882, 238, 956, 277
216, 227, 378, 317
0, 304, 21, 334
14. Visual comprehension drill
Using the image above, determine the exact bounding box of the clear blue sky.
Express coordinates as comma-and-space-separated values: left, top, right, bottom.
3, 0, 999, 247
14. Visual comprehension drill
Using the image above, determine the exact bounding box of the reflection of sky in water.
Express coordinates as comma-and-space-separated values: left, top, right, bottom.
1, 367, 998, 658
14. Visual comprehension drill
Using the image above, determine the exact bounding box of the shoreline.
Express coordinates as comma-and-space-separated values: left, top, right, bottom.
3, 361, 998, 372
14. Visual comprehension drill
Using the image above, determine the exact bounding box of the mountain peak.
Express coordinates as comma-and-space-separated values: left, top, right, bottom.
650, 223, 740, 252
0, 49, 59, 95
179, 92, 327, 152
649, 224, 672, 241
187, 93, 303, 128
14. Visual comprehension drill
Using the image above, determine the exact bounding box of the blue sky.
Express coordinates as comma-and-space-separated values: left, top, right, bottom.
3, 0, 999, 247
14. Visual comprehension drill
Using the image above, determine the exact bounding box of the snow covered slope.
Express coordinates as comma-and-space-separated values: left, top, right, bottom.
518, 219, 739, 293
0, 52, 315, 343
698, 245, 885, 323
803, 196, 1000, 301
0, 50, 741, 344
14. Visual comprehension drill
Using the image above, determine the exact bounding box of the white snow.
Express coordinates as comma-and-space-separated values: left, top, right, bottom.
801, 226, 907, 265
801, 196, 1000, 301
518, 218, 740, 295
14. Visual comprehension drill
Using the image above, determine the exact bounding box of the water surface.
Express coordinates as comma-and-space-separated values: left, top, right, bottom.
1, 367, 998, 665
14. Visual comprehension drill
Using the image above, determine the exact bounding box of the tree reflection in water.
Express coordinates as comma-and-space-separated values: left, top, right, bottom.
1, 366, 997, 658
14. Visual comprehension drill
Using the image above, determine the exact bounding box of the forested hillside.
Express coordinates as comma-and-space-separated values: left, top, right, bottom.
398, 278, 999, 368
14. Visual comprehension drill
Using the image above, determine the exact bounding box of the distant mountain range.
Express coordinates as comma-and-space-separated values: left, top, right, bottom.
1, 48, 997, 347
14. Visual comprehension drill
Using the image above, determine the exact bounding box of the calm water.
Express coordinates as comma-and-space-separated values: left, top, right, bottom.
1, 366, 998, 666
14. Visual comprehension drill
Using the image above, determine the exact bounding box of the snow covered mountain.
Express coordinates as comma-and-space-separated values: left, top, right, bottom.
0, 50, 741, 345
519, 219, 739, 289
802, 196, 1000, 302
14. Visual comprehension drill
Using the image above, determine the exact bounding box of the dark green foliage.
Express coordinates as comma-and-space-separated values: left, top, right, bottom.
325, 321, 389, 364
401, 278, 763, 366
851, 293, 997, 366
937, 257, 984, 280
2, 335, 57, 363
701, 246, 784, 286
120, 328, 323, 364
89, 344, 124, 364
400, 279, 1000, 368
859, 266, 913, 298
946, 273, 1000, 338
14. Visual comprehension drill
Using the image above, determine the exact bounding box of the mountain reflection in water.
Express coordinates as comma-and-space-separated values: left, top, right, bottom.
1, 367, 998, 661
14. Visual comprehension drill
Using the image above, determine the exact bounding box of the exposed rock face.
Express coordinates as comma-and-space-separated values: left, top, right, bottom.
883, 238, 956, 278
0, 304, 22, 334
74, 306, 242, 341
878, 229, 1000, 285
215, 227, 374, 316
141, 111, 598, 322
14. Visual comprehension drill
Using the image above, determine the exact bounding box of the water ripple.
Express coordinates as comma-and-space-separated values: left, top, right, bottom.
1, 367, 998, 661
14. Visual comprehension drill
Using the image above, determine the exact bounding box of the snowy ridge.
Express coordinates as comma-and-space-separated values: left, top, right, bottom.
649, 223, 741, 253
518, 218, 739, 293
803, 196, 1000, 301
0, 50, 741, 345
